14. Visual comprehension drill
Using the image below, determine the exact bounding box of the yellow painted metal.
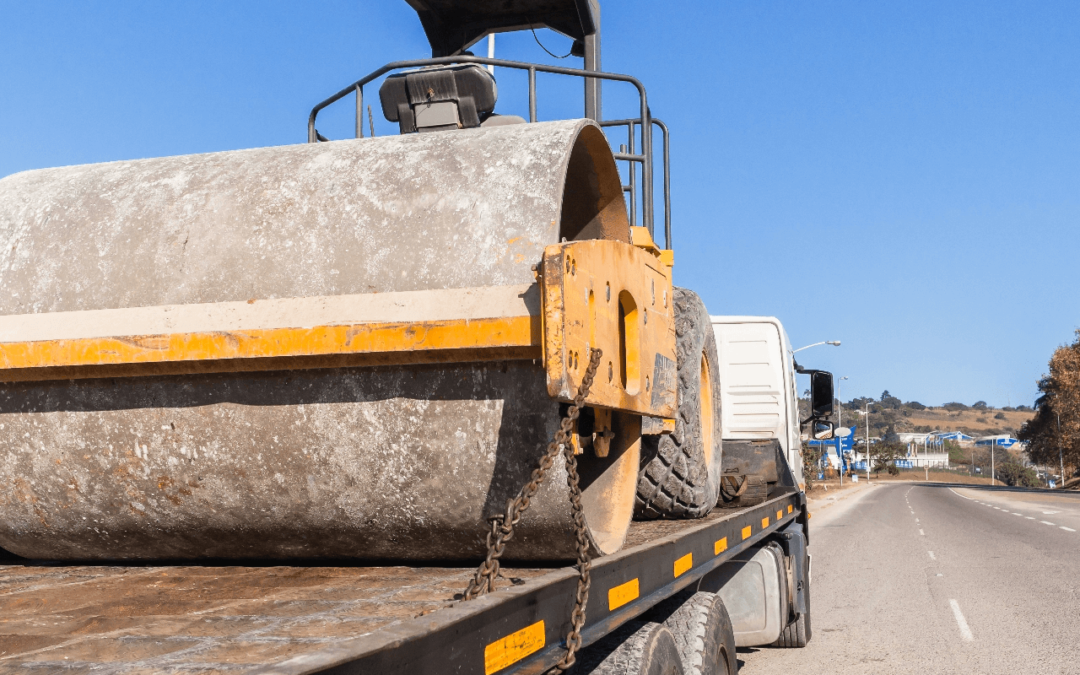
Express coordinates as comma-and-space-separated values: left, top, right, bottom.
540, 239, 677, 417
608, 578, 640, 611
630, 226, 674, 268
0, 316, 540, 382
484, 620, 546, 674
673, 552, 693, 578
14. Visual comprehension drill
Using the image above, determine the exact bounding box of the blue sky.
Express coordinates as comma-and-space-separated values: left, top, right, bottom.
2, 1, 1077, 407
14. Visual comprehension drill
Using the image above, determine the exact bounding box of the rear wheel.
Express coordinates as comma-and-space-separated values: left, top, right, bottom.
580, 621, 685, 674
636, 288, 722, 519
652, 590, 737, 675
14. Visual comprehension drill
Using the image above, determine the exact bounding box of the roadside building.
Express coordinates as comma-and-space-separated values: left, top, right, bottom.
974, 434, 1020, 448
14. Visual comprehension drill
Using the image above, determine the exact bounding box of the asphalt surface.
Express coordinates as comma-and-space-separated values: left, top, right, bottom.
738, 482, 1080, 674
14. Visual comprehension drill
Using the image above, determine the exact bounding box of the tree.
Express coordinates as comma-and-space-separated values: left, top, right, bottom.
1019, 330, 1080, 474
871, 441, 903, 476
802, 442, 822, 491
880, 390, 902, 409
905, 401, 927, 410
995, 460, 1040, 488
882, 424, 900, 444
944, 402, 968, 412
973, 401, 988, 410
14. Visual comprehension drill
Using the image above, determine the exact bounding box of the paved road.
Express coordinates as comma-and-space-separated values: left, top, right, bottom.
738, 482, 1080, 674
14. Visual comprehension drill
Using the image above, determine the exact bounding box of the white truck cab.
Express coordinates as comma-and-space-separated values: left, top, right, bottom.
711, 316, 805, 490
705, 316, 832, 648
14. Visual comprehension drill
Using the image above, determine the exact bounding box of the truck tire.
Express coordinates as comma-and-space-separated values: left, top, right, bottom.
583, 622, 685, 675
636, 288, 723, 519
773, 559, 812, 648
652, 591, 737, 675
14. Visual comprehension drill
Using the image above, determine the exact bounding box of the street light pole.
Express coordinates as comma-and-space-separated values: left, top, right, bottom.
837, 376, 848, 483
857, 403, 872, 483
792, 340, 841, 354
991, 438, 996, 486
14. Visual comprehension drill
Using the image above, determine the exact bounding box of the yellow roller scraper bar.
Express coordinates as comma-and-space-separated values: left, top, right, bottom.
0, 240, 677, 418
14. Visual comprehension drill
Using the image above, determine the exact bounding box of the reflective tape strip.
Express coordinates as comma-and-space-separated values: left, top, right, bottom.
741, 525, 752, 540
484, 620, 546, 675
673, 553, 693, 577
714, 537, 728, 555
608, 578, 640, 611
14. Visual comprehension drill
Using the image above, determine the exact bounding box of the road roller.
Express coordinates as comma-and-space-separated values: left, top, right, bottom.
0, 0, 726, 563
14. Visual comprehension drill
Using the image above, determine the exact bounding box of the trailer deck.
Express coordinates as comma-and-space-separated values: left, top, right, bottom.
0, 491, 804, 675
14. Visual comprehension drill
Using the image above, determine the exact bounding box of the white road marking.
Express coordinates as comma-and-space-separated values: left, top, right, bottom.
928, 551, 936, 560
1026, 517, 1036, 520
950, 599, 974, 641
1012, 513, 1023, 516
919, 529, 925, 536
1043, 511, 1060, 515
1061, 526, 1076, 532
1041, 521, 1056, 526
916, 518, 920, 523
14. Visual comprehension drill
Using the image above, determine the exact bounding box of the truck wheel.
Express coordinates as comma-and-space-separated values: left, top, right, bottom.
773, 560, 812, 648
584, 622, 685, 675
652, 591, 737, 675
636, 288, 723, 519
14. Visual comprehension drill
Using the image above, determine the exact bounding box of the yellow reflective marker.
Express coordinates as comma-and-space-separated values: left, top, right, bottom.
777, 510, 783, 521
674, 553, 693, 577
741, 525, 752, 540
608, 578, 640, 611
485, 620, 545, 674
762, 517, 770, 529
788, 505, 794, 514
714, 537, 728, 555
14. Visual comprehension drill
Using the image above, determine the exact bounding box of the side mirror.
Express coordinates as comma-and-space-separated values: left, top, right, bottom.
811, 371, 834, 418
813, 421, 836, 440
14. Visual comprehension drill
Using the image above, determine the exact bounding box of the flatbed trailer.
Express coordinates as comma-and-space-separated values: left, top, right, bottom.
0, 491, 805, 674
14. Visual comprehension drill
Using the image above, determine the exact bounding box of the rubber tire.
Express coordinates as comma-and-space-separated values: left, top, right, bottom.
773, 556, 812, 648
651, 591, 738, 675
580, 621, 685, 674
636, 288, 723, 519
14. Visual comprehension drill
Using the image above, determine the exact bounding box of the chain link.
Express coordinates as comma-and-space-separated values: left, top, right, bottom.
463, 348, 602, 671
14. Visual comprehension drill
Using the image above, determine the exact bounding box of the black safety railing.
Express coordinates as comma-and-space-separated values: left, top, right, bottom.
307, 55, 670, 246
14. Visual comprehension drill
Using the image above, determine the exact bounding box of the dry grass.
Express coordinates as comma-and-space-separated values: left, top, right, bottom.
903, 407, 1034, 436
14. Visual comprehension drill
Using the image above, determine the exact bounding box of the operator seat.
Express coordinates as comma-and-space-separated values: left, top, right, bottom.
379, 64, 498, 134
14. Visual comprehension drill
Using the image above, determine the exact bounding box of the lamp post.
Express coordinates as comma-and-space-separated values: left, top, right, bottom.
837, 376, 848, 481
793, 340, 841, 354
991, 438, 996, 486
857, 403, 872, 483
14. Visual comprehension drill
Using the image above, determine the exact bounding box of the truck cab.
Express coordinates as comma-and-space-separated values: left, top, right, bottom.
712, 316, 806, 490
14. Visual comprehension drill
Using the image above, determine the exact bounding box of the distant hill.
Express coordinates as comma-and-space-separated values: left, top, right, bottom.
821, 393, 1036, 439
901, 406, 1034, 438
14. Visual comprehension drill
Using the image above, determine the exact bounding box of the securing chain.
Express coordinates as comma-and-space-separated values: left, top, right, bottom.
463, 348, 602, 671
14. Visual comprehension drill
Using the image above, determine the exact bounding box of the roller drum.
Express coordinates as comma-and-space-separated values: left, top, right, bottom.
0, 120, 635, 561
